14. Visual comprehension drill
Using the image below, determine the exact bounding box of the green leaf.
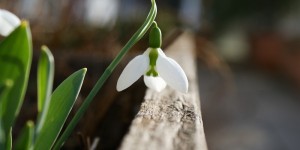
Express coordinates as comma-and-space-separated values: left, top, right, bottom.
33, 68, 86, 150
0, 21, 32, 142
0, 80, 13, 149
15, 121, 34, 150
0, 80, 14, 117
37, 46, 54, 113
0, 123, 4, 150
6, 127, 12, 150
35, 46, 54, 137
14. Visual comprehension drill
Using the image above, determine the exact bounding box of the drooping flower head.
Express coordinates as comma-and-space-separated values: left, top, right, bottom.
0, 9, 21, 36
117, 22, 188, 93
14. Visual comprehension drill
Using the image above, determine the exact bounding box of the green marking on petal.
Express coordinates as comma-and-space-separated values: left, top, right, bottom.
147, 48, 159, 77
146, 66, 158, 77
149, 48, 158, 66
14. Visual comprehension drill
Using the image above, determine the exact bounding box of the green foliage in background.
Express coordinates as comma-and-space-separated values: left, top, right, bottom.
0, 22, 32, 149
0, 22, 86, 149
0, 22, 32, 132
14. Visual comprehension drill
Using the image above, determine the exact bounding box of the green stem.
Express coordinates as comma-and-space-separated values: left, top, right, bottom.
52, 0, 157, 149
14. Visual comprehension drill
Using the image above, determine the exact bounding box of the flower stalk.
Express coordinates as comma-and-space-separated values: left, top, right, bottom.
52, 0, 157, 148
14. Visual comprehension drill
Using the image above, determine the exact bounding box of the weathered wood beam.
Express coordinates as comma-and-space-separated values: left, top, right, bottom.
119, 32, 207, 150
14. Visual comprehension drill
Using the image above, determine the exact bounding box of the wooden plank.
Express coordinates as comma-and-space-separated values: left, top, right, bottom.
119, 32, 207, 150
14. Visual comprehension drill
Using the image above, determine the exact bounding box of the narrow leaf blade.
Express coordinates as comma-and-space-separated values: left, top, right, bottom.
33, 68, 86, 150
15, 121, 34, 150
37, 46, 54, 113
6, 128, 12, 150
0, 80, 13, 148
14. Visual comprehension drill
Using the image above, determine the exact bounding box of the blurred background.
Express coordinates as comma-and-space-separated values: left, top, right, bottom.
1, 0, 300, 149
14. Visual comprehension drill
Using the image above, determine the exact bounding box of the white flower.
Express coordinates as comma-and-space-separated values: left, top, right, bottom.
117, 48, 188, 93
0, 9, 21, 36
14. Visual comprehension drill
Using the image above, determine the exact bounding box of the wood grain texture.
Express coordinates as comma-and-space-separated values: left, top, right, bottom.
119, 32, 207, 150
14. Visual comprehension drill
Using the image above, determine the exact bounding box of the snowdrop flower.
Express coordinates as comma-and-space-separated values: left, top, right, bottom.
117, 22, 188, 93
0, 9, 21, 36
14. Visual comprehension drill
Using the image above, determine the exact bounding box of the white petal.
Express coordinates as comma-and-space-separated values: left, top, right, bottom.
117, 54, 149, 91
143, 75, 166, 92
156, 49, 188, 93
0, 9, 20, 36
